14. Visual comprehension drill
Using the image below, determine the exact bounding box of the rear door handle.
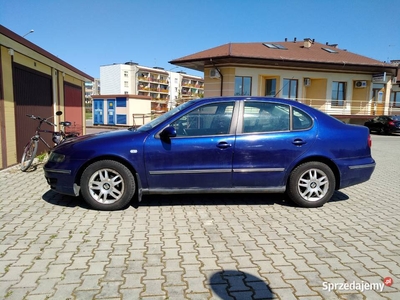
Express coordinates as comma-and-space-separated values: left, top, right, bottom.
292, 139, 306, 146
217, 141, 232, 149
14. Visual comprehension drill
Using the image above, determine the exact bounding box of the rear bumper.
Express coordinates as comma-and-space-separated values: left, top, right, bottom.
334, 157, 376, 189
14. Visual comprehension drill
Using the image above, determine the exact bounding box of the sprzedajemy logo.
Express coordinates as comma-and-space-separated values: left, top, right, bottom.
323, 281, 386, 293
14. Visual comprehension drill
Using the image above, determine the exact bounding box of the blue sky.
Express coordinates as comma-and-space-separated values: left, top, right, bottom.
1, 0, 399, 79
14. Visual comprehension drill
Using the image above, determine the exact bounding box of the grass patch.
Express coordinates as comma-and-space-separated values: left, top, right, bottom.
37, 152, 48, 162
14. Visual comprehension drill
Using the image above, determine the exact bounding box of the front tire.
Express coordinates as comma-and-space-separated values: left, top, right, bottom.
20, 139, 38, 172
80, 160, 136, 210
287, 162, 335, 208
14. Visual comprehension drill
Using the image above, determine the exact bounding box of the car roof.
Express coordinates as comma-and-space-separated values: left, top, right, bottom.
190, 96, 318, 112
191, 96, 305, 105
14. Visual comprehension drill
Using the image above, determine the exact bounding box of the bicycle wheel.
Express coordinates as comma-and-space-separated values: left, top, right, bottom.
20, 139, 38, 171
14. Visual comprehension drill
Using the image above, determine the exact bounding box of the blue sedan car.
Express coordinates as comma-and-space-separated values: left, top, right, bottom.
44, 97, 375, 210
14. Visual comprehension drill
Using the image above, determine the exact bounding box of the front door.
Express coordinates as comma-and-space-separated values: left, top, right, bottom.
372, 88, 385, 115
144, 101, 236, 190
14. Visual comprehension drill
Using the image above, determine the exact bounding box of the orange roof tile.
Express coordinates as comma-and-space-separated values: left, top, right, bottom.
170, 41, 397, 74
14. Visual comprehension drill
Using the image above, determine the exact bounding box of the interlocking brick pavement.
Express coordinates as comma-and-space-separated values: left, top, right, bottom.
0, 134, 399, 299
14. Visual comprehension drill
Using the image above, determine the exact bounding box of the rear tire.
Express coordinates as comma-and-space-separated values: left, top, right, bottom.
287, 162, 335, 208
80, 160, 136, 211
20, 139, 38, 172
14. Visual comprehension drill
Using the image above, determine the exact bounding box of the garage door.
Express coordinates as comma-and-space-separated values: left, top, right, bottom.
13, 63, 53, 159
64, 83, 83, 135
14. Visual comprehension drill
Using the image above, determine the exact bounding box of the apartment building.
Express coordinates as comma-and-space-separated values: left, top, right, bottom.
169, 39, 399, 121
100, 63, 204, 113
84, 79, 100, 103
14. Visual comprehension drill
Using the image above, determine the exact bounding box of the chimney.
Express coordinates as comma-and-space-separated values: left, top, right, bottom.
303, 38, 312, 48
294, 37, 297, 42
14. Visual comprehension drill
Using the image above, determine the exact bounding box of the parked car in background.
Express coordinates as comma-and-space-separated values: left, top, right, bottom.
44, 97, 375, 211
364, 115, 400, 134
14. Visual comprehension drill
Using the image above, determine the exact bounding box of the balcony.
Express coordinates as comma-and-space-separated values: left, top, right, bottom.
296, 98, 400, 118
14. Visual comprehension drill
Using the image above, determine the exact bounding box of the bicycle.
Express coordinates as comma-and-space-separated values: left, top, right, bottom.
20, 111, 79, 172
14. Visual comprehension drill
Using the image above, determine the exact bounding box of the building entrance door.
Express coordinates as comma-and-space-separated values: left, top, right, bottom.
372, 88, 385, 115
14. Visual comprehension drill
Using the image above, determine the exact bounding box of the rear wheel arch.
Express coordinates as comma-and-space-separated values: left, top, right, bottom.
287, 161, 336, 208
286, 156, 340, 190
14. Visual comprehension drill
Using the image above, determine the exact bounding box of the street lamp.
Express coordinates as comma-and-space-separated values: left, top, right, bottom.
23, 29, 34, 38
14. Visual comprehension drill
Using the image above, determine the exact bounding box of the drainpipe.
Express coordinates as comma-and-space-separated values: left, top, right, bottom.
210, 59, 223, 96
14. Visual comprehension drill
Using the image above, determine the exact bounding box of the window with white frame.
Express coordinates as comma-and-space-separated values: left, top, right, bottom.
331, 81, 346, 106
391, 91, 400, 107
282, 79, 298, 99
235, 76, 252, 96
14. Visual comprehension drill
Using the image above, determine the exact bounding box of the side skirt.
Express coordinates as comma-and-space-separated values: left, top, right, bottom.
141, 186, 286, 195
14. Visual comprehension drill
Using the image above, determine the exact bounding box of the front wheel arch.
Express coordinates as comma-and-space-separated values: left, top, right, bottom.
75, 155, 139, 187
80, 159, 136, 210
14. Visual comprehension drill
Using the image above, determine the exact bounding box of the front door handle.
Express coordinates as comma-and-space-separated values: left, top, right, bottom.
217, 141, 232, 149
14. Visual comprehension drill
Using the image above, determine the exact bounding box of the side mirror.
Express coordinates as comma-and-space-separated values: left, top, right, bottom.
160, 126, 177, 139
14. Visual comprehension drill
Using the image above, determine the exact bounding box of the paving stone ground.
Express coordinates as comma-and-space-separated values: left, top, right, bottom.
0, 134, 399, 300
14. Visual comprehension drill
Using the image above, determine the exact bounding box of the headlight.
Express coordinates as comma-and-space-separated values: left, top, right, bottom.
48, 152, 65, 163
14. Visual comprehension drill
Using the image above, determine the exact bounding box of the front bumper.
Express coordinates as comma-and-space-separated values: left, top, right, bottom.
44, 168, 80, 197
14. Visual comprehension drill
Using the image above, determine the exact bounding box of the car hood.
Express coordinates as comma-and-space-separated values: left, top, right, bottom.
53, 128, 148, 158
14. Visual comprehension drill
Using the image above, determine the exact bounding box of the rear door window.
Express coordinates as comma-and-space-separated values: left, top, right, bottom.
243, 102, 290, 133
292, 108, 313, 130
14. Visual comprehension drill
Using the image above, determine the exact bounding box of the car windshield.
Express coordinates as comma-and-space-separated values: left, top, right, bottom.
133, 101, 196, 132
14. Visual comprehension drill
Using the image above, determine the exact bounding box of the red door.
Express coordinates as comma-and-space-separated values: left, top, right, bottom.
64, 83, 83, 135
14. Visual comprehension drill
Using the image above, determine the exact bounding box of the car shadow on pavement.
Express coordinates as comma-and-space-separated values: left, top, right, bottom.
42, 190, 92, 209
42, 189, 349, 210
329, 190, 349, 202
209, 270, 274, 299
138, 190, 349, 208
140, 193, 289, 207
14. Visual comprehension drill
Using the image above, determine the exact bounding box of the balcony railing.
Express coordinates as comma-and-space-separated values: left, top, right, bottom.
295, 98, 400, 117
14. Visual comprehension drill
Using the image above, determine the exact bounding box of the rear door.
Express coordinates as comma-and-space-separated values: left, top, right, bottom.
232, 101, 317, 189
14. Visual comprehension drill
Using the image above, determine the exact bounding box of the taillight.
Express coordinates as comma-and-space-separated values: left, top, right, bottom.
388, 121, 395, 126
368, 134, 372, 148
